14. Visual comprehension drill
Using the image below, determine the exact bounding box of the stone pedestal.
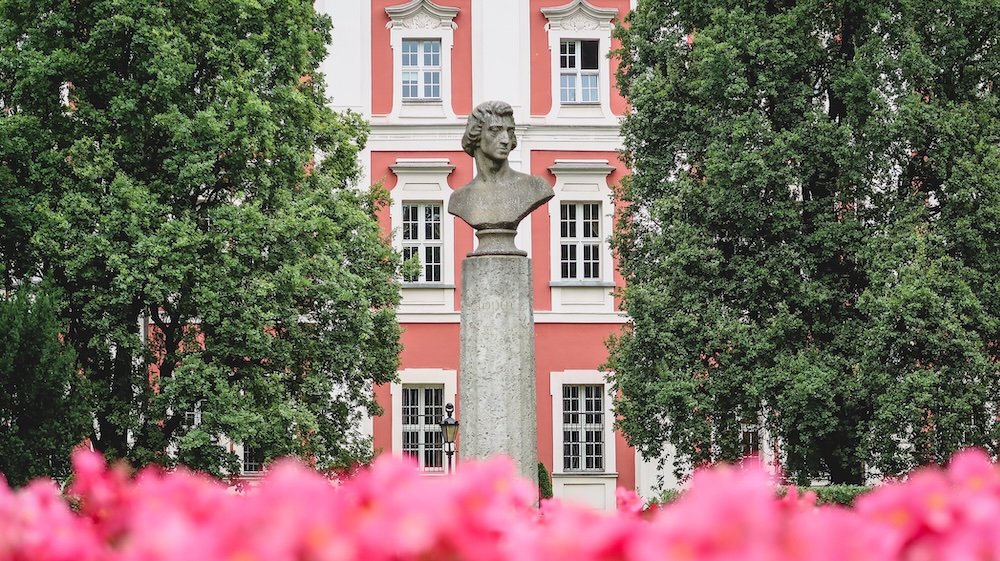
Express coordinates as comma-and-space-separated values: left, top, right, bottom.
458, 255, 537, 483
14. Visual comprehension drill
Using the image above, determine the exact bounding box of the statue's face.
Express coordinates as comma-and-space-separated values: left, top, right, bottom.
478, 114, 516, 162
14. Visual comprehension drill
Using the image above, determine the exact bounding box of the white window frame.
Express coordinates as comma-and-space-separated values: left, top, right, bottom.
548, 160, 616, 312
541, 0, 618, 120
390, 158, 457, 312
241, 444, 265, 475
559, 39, 601, 104
401, 201, 444, 283
558, 201, 604, 281
561, 383, 607, 472
182, 400, 203, 427
391, 368, 458, 474
401, 39, 442, 100
385, 0, 459, 119
550, 370, 618, 510
400, 384, 446, 472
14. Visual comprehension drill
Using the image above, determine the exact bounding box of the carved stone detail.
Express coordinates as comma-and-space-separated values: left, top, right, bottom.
406, 11, 440, 29
386, 0, 459, 31
561, 13, 600, 30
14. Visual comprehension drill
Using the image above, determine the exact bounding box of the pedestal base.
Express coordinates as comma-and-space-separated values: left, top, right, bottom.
458, 255, 537, 485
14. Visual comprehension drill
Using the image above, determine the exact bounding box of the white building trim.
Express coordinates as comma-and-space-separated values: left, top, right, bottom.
389, 158, 457, 312
550, 369, 618, 511
390, 368, 458, 459
396, 311, 629, 324
548, 159, 616, 313
541, 0, 619, 123
385, 0, 460, 120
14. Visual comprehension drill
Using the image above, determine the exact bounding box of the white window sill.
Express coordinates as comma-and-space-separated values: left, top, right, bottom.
402, 283, 456, 289
550, 280, 615, 288
555, 103, 607, 119
398, 99, 449, 119
553, 471, 619, 478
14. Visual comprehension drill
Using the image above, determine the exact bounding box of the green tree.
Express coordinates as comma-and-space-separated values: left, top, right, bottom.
0, 286, 93, 487
609, 0, 999, 484
0, 0, 400, 476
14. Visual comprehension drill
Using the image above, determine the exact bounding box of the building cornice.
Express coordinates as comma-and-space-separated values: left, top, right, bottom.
548, 159, 616, 176
396, 311, 630, 324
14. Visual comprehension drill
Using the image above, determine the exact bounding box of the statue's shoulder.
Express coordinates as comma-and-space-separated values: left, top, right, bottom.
448, 177, 477, 216
528, 174, 555, 198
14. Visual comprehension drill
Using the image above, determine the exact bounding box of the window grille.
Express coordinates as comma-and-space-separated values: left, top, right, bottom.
402, 39, 442, 99
401, 385, 445, 472
562, 384, 604, 471
559, 40, 599, 103
242, 446, 265, 474
559, 202, 602, 280
402, 202, 443, 282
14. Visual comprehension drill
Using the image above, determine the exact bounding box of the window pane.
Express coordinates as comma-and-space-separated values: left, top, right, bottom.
243, 446, 264, 473
402, 40, 418, 67
581, 74, 599, 102
401, 384, 445, 472
424, 203, 441, 240
561, 203, 577, 238
563, 384, 604, 472
424, 40, 441, 66
560, 74, 576, 102
581, 40, 599, 70
402, 72, 418, 98
559, 40, 576, 69
424, 71, 440, 98
402, 246, 419, 282
425, 246, 441, 282
583, 244, 600, 279
402, 204, 418, 240
582, 203, 599, 238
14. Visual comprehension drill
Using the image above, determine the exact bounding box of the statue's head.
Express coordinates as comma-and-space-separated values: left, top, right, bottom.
462, 100, 517, 157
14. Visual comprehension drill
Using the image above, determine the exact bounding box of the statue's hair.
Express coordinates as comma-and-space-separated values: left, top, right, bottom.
462, 100, 517, 156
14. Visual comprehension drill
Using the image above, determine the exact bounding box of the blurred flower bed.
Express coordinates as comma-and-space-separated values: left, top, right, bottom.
2, 448, 999, 561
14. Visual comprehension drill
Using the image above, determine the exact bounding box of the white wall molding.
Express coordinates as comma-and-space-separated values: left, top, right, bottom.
390, 368, 458, 457
540, 0, 619, 122
549, 368, 618, 510
385, 0, 460, 119
389, 158, 458, 312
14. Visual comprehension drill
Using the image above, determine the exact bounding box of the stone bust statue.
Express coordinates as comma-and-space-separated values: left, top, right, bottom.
449, 100, 554, 256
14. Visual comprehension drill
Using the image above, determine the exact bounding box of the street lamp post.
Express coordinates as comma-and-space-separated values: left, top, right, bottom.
439, 403, 459, 474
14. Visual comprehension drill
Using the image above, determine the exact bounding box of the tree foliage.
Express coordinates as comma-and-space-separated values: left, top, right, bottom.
0, 286, 93, 487
609, 0, 1000, 483
0, 0, 400, 476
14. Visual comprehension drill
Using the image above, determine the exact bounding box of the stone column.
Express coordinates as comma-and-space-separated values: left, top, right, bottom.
459, 254, 537, 483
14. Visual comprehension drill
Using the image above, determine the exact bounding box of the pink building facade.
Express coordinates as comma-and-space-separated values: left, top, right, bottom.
321, 0, 676, 509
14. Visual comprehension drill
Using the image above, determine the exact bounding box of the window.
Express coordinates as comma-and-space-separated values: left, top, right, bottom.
562, 384, 605, 471
401, 385, 445, 472
559, 40, 600, 103
401, 202, 443, 283
401, 39, 442, 100
742, 424, 760, 456
242, 446, 264, 474
182, 400, 203, 427
559, 202, 602, 280
385, 0, 459, 118
549, 371, 617, 509
542, 0, 618, 119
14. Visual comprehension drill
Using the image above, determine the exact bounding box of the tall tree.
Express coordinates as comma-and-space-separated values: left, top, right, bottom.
609, 0, 999, 484
0, 0, 401, 476
0, 286, 93, 488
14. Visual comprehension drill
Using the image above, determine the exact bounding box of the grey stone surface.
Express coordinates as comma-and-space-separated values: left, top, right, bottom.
458, 255, 537, 484
449, 100, 554, 256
